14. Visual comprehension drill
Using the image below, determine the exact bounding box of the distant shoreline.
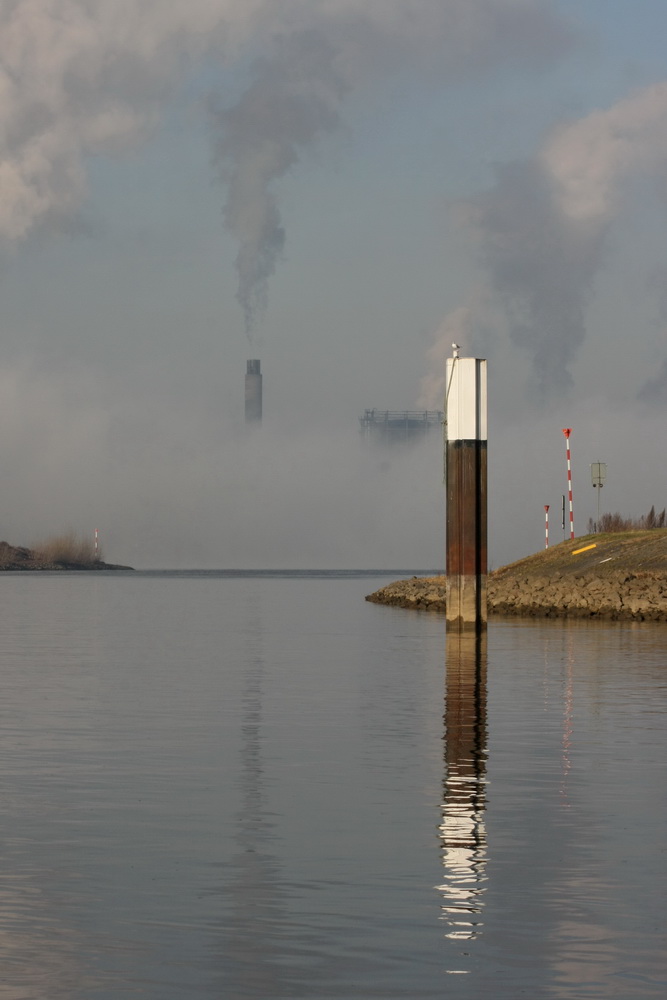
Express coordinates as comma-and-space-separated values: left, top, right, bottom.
0, 540, 133, 572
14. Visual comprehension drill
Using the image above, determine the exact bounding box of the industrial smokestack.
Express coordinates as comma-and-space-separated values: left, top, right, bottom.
245, 359, 262, 424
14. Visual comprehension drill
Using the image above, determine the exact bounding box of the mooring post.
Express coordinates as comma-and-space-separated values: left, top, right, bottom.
445, 354, 487, 632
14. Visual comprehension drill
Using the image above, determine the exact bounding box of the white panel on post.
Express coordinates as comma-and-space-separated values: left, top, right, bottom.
446, 358, 487, 442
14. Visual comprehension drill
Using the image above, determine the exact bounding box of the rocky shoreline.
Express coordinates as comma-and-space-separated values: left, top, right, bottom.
366, 531, 667, 621
366, 571, 667, 621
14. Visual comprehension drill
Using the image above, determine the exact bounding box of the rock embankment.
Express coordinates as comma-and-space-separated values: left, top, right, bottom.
367, 571, 667, 621
487, 569, 667, 620
366, 531, 667, 621
367, 576, 447, 612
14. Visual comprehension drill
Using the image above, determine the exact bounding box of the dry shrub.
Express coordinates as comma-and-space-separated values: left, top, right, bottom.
33, 531, 102, 566
588, 506, 667, 534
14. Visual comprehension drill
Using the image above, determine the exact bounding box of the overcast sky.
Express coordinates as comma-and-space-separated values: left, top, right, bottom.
2, 0, 667, 569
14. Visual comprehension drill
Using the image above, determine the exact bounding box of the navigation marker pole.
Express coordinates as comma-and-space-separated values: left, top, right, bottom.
544, 505, 550, 549
445, 352, 487, 632
562, 429, 575, 540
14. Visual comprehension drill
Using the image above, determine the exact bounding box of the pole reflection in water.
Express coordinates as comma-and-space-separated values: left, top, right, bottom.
219, 608, 294, 998
437, 632, 488, 945
560, 632, 575, 807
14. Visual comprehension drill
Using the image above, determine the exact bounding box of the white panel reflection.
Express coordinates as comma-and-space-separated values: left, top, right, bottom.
437, 632, 488, 944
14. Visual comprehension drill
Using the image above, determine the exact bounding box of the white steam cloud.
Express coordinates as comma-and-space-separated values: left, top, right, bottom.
543, 81, 667, 223
423, 81, 667, 400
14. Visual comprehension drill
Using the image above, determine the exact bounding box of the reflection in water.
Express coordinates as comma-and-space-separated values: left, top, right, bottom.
560, 634, 575, 806
0, 878, 89, 998
218, 604, 297, 998
437, 632, 488, 945
0, 581, 663, 997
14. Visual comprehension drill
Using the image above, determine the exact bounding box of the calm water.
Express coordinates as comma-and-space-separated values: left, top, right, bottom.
0, 571, 664, 999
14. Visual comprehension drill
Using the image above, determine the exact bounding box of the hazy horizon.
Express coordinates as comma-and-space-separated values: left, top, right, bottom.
2, 1, 667, 569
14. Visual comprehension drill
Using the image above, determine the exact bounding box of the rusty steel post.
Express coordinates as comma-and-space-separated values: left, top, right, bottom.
445, 356, 487, 632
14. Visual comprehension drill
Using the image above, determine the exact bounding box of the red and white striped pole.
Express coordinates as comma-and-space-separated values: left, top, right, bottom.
94, 528, 99, 561
562, 429, 574, 540
544, 505, 550, 548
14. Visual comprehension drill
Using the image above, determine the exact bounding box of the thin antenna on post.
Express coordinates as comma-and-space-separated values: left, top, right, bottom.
591, 462, 606, 531
562, 495, 566, 540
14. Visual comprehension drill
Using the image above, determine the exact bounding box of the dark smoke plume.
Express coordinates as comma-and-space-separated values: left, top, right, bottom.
0, 0, 573, 361
0, 0, 572, 341
211, 33, 345, 338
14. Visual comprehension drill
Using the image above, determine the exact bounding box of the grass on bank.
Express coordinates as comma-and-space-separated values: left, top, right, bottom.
32, 532, 102, 567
